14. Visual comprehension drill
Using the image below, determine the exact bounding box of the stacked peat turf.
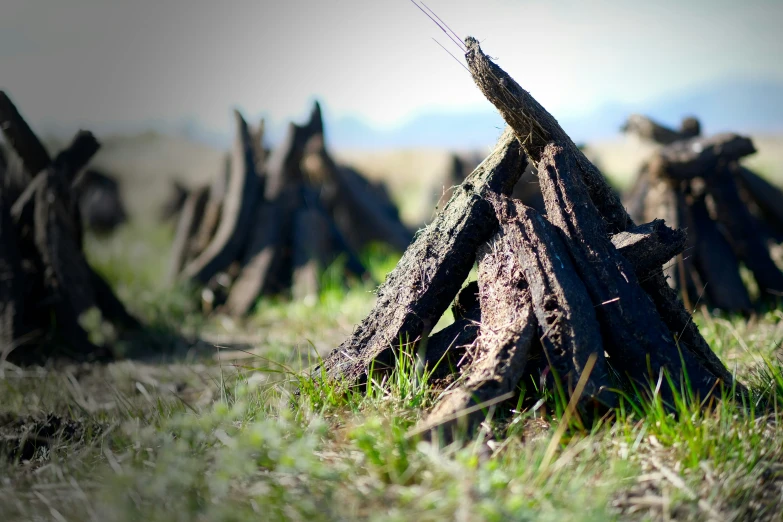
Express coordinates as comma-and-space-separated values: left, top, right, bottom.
168, 102, 413, 315
316, 39, 746, 440
623, 115, 783, 313
0, 92, 141, 364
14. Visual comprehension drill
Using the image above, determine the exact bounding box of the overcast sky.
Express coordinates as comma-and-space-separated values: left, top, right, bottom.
2, 0, 782, 134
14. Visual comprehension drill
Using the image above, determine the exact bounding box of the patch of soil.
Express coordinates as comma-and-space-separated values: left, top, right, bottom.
0, 413, 94, 463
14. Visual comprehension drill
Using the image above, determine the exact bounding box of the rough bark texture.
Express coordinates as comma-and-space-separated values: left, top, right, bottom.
317, 127, 525, 387
464, 37, 629, 234
611, 219, 687, 279
735, 166, 783, 238
418, 218, 537, 438
464, 36, 741, 394
538, 144, 720, 403
493, 196, 615, 406
0, 91, 51, 181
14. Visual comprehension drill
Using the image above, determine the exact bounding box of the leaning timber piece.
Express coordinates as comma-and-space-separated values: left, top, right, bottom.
0, 92, 51, 185
735, 166, 783, 240
179, 110, 261, 284
303, 135, 413, 252
167, 186, 210, 284
610, 219, 687, 279
463, 36, 740, 393
171, 101, 388, 317
537, 144, 720, 401
0, 92, 142, 363
709, 164, 783, 299
625, 119, 783, 310
418, 216, 538, 438
317, 128, 525, 387
621, 114, 701, 145
648, 133, 756, 180
0, 191, 24, 359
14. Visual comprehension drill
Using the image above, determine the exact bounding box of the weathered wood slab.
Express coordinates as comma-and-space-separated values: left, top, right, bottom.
621, 114, 700, 144
317, 128, 525, 387
180, 111, 261, 284
611, 219, 687, 279
538, 144, 720, 403
493, 196, 614, 406
650, 134, 756, 180
418, 220, 537, 438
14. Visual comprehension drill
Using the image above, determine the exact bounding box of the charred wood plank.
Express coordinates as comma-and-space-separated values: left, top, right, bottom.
417, 227, 537, 439
464, 37, 629, 233
191, 158, 229, 256
264, 102, 323, 198
180, 111, 261, 284
621, 114, 690, 145
302, 136, 413, 252
492, 195, 615, 406
0, 192, 25, 360
611, 219, 686, 279
650, 134, 756, 180
708, 164, 783, 299
464, 36, 742, 395
735, 166, 783, 238
0, 91, 51, 179
689, 196, 753, 312
538, 144, 720, 403
317, 128, 525, 387
222, 197, 289, 316
167, 186, 210, 284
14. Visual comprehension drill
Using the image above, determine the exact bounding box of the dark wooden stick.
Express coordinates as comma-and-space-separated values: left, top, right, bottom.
180, 110, 261, 284
735, 166, 783, 237
417, 254, 536, 440
494, 195, 615, 406
611, 219, 686, 279
689, 196, 753, 312
621, 114, 692, 145
317, 128, 525, 387
650, 134, 756, 180
0, 91, 51, 178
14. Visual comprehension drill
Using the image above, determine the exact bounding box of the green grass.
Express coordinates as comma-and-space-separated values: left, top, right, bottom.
2, 229, 783, 521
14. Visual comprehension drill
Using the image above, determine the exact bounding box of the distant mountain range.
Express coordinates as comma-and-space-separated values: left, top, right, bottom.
53, 77, 783, 151
321, 77, 783, 150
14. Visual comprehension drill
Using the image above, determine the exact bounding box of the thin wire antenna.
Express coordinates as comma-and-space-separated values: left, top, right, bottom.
432, 38, 471, 74
421, 1, 465, 48
409, 0, 466, 52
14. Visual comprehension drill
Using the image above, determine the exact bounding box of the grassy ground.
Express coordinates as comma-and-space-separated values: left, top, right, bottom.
1, 219, 782, 522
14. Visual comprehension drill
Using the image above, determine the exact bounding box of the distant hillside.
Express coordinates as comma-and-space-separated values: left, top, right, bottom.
323, 78, 783, 149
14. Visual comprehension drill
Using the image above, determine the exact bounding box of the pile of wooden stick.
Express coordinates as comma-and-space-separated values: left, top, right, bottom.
316, 39, 745, 440
624, 115, 783, 312
167, 102, 413, 315
0, 92, 140, 364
